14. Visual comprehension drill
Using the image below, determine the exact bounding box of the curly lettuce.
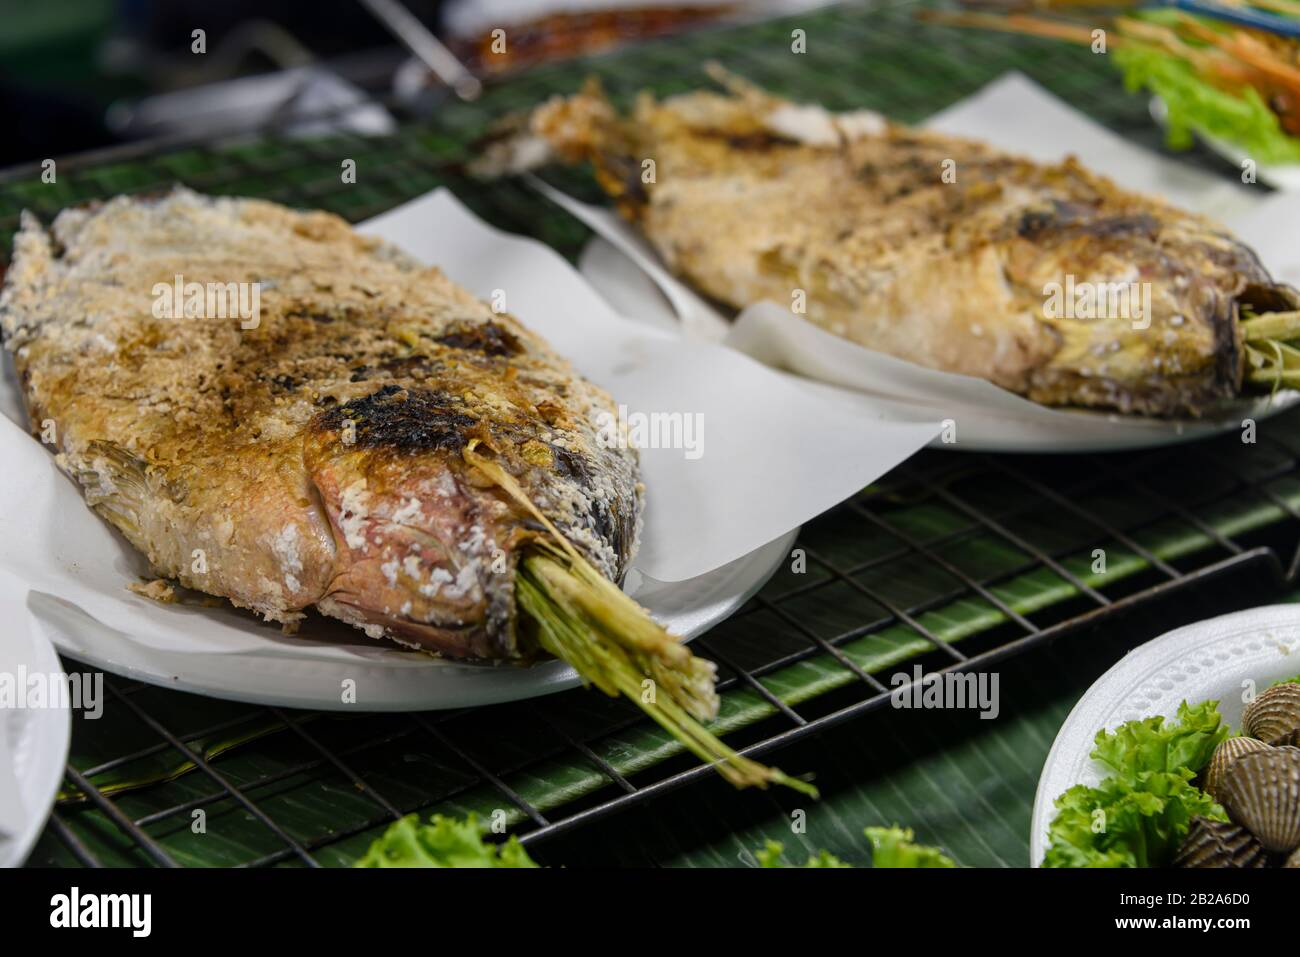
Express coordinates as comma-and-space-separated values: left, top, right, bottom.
355, 813, 538, 868
755, 826, 956, 868
755, 840, 851, 868
1092, 699, 1228, 784
1043, 700, 1229, 868
865, 826, 958, 868
1114, 42, 1300, 166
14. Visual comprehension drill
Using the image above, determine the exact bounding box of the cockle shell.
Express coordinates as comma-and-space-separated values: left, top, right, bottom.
1173, 816, 1268, 868
1287, 846, 1300, 868
1242, 682, 1300, 747
1203, 737, 1272, 802
1219, 748, 1300, 853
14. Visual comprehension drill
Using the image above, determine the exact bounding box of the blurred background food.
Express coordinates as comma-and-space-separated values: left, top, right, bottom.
928, 0, 1300, 165
0, 0, 831, 166
19, 0, 1300, 171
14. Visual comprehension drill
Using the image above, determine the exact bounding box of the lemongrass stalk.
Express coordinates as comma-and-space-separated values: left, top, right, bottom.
1244, 336, 1300, 394
916, 10, 1107, 46
517, 551, 815, 795
1248, 368, 1300, 388
1241, 310, 1300, 343
464, 441, 816, 796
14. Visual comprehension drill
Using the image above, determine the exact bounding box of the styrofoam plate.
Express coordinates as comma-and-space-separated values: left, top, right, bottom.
1031, 604, 1300, 865
0, 570, 71, 867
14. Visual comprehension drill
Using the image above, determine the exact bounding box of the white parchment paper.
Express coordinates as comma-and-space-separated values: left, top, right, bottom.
0, 189, 939, 661
361, 191, 940, 580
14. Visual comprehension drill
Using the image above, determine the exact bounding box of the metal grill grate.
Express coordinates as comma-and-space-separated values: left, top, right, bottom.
33, 429, 1300, 867
13, 1, 1300, 866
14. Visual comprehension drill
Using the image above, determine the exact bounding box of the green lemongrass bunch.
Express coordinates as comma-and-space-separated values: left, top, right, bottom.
521, 544, 719, 721
1242, 309, 1300, 391
465, 441, 815, 796
519, 546, 815, 795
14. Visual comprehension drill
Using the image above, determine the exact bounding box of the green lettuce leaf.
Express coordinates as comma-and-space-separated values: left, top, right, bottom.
1043, 700, 1229, 868
865, 826, 957, 868
355, 813, 538, 868
1113, 42, 1300, 166
1090, 699, 1228, 784
754, 827, 955, 867
755, 839, 851, 868
1043, 770, 1225, 868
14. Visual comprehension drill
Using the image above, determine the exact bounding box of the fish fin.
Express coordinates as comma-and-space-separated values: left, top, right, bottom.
74, 440, 150, 538
470, 83, 620, 178
702, 61, 783, 108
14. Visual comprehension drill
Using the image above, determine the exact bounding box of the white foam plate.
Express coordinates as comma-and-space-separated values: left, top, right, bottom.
1031, 604, 1300, 866
31, 528, 796, 712
0, 572, 71, 867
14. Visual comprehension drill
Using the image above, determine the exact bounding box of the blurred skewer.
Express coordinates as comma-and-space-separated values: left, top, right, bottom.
1162, 0, 1300, 38
357, 0, 483, 100
918, 9, 1107, 42
931, 0, 1300, 37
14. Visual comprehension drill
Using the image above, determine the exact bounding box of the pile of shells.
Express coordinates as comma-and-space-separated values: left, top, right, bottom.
1176, 682, 1300, 868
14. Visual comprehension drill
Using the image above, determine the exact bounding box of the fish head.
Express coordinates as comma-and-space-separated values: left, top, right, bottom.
304, 384, 525, 659
303, 382, 640, 660
1006, 192, 1300, 416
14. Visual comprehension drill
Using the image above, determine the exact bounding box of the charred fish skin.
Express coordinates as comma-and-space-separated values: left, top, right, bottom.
0, 188, 640, 659
480, 73, 1300, 417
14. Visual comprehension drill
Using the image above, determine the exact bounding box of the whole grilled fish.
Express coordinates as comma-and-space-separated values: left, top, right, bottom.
0, 188, 639, 660
479, 69, 1300, 417
0, 187, 814, 794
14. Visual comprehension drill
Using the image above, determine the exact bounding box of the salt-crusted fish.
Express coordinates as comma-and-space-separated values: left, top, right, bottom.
1, 188, 809, 793
477, 68, 1300, 417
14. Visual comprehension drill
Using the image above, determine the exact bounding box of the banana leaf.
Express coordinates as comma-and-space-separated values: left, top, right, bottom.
15, 1, 1300, 867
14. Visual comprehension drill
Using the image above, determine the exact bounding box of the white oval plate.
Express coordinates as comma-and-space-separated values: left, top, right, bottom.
0, 572, 71, 867
28, 529, 797, 712
578, 237, 1298, 454
1031, 604, 1300, 866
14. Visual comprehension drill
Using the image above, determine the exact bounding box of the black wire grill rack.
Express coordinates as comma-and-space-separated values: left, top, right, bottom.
10, 1, 1300, 867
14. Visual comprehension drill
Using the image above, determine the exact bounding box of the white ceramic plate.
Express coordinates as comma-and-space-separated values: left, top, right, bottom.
1031, 604, 1300, 866
31, 528, 797, 712
578, 236, 1298, 454
0, 572, 71, 867
1, 306, 796, 713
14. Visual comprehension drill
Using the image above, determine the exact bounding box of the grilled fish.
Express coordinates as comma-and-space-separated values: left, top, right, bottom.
0, 188, 638, 660
1, 187, 812, 794
478, 68, 1300, 417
